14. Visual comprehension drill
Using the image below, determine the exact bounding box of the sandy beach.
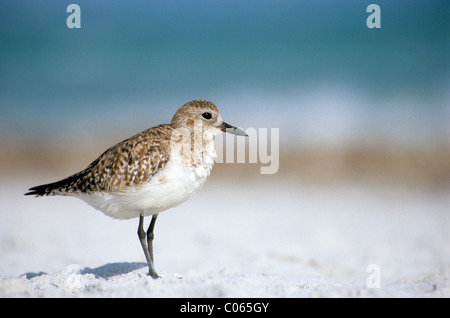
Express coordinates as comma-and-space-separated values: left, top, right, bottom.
1, 165, 448, 297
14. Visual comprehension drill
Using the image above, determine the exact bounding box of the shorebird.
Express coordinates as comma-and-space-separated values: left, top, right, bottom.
25, 100, 247, 278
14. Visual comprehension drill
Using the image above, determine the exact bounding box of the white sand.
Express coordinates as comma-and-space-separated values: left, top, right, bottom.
0, 177, 448, 297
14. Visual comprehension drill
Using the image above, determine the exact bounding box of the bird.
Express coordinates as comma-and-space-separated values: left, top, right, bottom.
25, 100, 247, 278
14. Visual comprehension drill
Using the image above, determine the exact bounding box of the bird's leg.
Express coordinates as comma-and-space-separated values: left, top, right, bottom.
147, 214, 158, 264
137, 212, 159, 279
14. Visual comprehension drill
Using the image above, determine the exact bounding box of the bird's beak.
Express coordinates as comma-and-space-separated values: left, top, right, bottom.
221, 122, 248, 136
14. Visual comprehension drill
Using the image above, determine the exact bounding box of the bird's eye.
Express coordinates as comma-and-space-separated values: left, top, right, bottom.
202, 112, 212, 119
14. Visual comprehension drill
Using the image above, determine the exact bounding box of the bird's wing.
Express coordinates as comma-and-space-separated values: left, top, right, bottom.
25, 124, 173, 196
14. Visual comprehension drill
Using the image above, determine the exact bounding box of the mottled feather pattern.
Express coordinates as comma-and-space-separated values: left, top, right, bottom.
25, 100, 246, 214
26, 124, 172, 196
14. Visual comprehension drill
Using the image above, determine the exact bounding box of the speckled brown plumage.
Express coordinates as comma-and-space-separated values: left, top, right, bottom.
25, 100, 229, 197
25, 124, 173, 196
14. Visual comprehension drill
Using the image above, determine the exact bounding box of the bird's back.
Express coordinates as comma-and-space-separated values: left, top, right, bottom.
25, 124, 173, 197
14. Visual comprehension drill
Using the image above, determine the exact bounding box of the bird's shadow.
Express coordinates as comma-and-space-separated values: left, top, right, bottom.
24, 262, 148, 280
81, 262, 148, 279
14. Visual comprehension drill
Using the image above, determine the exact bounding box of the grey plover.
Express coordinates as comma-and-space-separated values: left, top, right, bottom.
25, 100, 247, 278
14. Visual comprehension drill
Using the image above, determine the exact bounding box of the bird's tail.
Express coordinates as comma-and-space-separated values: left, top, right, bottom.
25, 181, 62, 196
24, 170, 88, 197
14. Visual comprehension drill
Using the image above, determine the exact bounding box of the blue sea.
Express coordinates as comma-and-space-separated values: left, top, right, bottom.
0, 0, 448, 146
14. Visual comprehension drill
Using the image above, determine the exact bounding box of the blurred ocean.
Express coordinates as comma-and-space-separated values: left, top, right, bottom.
0, 0, 448, 142
0, 0, 448, 185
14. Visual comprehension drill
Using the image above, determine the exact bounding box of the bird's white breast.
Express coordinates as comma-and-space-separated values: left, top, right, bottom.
78, 139, 217, 219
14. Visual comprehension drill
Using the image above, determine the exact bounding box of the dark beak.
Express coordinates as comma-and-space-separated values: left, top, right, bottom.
221, 122, 248, 136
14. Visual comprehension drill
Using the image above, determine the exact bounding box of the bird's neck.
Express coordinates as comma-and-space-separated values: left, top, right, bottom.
170, 128, 217, 167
